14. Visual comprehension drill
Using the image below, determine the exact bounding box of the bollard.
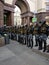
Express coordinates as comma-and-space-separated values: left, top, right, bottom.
0, 36, 5, 47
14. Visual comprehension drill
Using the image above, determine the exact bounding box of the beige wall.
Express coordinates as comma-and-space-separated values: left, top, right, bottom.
27, 0, 38, 13
27, 0, 46, 13
4, 0, 36, 12
37, 0, 46, 13
0, 1, 4, 26
4, 0, 46, 13
35, 0, 37, 13
4, 0, 13, 4
27, 0, 35, 12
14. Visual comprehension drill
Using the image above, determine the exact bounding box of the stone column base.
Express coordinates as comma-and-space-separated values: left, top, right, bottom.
0, 37, 5, 47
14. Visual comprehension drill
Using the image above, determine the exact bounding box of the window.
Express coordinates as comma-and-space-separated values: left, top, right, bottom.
46, 6, 49, 10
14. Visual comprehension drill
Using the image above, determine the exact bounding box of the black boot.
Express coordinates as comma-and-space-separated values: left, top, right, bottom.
47, 50, 49, 53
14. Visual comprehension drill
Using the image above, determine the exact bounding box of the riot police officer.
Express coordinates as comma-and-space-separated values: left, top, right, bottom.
42, 33, 47, 52
46, 24, 49, 52
26, 26, 30, 47
35, 34, 39, 46
35, 26, 40, 47
28, 26, 34, 48
40, 20, 47, 52
34, 22, 41, 47
37, 21, 43, 50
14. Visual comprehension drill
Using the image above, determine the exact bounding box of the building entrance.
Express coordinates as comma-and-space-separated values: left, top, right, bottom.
13, 0, 31, 26
0, 0, 33, 26
4, 10, 12, 26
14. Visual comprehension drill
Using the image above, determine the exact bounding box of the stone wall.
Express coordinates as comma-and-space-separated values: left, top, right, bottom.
0, 1, 4, 27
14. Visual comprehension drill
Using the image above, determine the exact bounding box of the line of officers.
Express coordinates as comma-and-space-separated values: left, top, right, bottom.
17, 20, 49, 52
0, 20, 49, 52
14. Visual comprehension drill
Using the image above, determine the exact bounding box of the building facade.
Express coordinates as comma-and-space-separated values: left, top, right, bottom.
0, 0, 49, 26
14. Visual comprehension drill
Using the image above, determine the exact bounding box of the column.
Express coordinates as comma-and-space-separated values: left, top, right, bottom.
23, 17, 26, 24
11, 12, 14, 26
0, 1, 4, 27
21, 17, 24, 25
22, 17, 30, 26
22, 17, 27, 25
27, 17, 30, 27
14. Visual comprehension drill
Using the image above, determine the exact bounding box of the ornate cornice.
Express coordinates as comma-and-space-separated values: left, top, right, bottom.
4, 3, 15, 8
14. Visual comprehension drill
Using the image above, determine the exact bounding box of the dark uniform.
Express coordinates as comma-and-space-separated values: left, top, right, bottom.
35, 34, 39, 46
26, 27, 30, 47
38, 27, 43, 50
38, 34, 43, 50
39, 20, 48, 52
30, 26, 34, 48
26, 25, 34, 48
28, 34, 33, 48
42, 34, 47, 52
46, 25, 49, 52
34, 24, 41, 47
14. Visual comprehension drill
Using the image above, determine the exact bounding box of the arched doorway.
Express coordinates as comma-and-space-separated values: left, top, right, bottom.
13, 0, 30, 13
14, 5, 21, 26
4, 10, 12, 26
0, 0, 33, 26
13, 0, 30, 26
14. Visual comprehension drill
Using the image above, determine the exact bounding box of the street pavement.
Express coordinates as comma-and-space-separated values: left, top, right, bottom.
0, 40, 49, 65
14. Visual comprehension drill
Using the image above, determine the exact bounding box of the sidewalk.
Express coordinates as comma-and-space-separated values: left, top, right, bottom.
8, 39, 49, 59
0, 40, 49, 65
32, 46, 49, 59
9, 40, 49, 59
32, 36, 49, 59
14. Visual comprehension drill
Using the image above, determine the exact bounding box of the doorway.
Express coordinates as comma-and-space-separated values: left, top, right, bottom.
4, 10, 12, 26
